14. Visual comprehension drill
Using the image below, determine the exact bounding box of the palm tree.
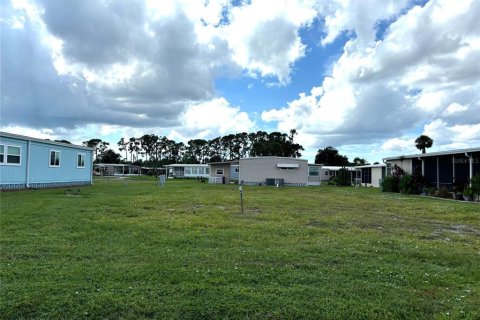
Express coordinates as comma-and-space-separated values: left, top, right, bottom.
415, 135, 433, 154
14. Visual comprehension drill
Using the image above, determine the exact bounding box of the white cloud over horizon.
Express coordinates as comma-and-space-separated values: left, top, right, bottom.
1, 0, 479, 163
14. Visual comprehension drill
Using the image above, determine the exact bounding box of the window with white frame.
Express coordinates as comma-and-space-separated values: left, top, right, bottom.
77, 153, 85, 168
50, 150, 60, 167
0, 145, 21, 165
205, 167, 210, 174
234, 167, 239, 173
216, 168, 224, 175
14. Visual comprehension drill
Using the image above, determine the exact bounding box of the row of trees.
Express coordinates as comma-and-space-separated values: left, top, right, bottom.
83, 130, 304, 165
82, 132, 435, 166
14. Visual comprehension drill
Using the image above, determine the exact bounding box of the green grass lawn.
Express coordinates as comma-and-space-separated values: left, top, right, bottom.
1, 178, 479, 319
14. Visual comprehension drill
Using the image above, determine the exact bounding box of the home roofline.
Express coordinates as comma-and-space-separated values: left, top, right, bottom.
0, 131, 93, 151
164, 163, 210, 167
355, 164, 386, 168
382, 147, 480, 161
239, 156, 307, 162
208, 161, 239, 165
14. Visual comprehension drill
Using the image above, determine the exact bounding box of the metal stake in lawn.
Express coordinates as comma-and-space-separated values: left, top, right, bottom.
239, 185, 244, 214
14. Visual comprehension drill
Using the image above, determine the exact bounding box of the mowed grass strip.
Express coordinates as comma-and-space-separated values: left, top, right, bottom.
1, 178, 479, 319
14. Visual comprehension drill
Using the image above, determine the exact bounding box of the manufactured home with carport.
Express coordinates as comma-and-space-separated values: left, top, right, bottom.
320, 166, 361, 184
0, 132, 93, 190
356, 163, 386, 187
165, 164, 210, 179
383, 148, 480, 189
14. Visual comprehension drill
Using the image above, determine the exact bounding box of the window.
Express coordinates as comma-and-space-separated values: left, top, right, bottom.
234, 167, 239, 173
0, 145, 21, 165
77, 153, 85, 168
386, 162, 392, 176
50, 150, 60, 167
205, 167, 210, 175
309, 166, 319, 176
8, 146, 21, 164
216, 169, 224, 175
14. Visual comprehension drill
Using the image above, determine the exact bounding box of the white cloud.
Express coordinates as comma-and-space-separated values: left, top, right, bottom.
222, 0, 317, 84
172, 97, 255, 141
444, 103, 468, 115
381, 137, 415, 153
318, 0, 410, 46
263, 0, 480, 152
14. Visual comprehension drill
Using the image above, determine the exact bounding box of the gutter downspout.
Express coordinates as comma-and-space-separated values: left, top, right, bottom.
26, 140, 31, 188
90, 150, 94, 186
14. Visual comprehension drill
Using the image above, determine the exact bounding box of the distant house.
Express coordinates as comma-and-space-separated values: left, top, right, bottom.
356, 163, 386, 187
208, 161, 239, 184
320, 166, 361, 184
165, 164, 210, 179
383, 148, 480, 188
238, 157, 309, 186
208, 157, 322, 186
0, 131, 93, 190
93, 163, 142, 176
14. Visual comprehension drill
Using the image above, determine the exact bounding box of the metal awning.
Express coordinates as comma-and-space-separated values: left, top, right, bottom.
277, 163, 299, 168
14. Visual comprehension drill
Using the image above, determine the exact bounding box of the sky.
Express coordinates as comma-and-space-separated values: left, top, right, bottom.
1, 0, 479, 163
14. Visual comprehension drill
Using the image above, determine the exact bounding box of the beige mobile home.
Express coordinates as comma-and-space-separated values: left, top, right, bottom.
208, 161, 239, 184
239, 157, 308, 186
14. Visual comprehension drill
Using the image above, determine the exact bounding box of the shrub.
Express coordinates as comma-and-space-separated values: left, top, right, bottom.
399, 174, 413, 194
335, 168, 351, 186
436, 187, 452, 199
463, 186, 473, 199
470, 174, 480, 201
382, 176, 399, 193
327, 176, 336, 185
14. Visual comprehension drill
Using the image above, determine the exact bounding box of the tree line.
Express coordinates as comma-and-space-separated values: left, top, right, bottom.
83, 130, 304, 165
82, 131, 434, 167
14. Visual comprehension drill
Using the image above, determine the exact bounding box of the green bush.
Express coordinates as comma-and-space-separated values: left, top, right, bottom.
400, 172, 427, 195
399, 174, 413, 194
335, 168, 351, 186
470, 174, 480, 201
382, 176, 399, 193
463, 186, 473, 199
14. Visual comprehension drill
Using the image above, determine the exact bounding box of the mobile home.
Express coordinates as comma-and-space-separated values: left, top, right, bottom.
0, 132, 93, 190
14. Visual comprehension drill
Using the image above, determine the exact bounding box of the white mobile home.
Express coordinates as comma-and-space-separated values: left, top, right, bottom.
165, 164, 210, 178
356, 164, 386, 187
320, 166, 361, 184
